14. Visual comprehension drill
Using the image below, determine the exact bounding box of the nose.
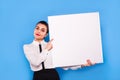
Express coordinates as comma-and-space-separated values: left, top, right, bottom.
38, 29, 41, 32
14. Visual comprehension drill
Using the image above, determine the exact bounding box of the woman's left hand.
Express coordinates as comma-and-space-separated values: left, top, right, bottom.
45, 39, 54, 51
81, 59, 96, 67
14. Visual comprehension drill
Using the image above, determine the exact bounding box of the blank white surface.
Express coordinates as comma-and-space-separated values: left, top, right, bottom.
48, 12, 103, 68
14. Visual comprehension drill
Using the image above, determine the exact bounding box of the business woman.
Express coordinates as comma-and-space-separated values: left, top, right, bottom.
23, 20, 94, 80
23, 21, 60, 80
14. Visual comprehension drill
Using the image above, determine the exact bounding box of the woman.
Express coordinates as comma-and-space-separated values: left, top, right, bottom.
23, 21, 60, 80
23, 20, 94, 80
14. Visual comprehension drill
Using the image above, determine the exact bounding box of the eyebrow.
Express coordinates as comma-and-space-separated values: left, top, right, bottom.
35, 27, 46, 30
41, 28, 46, 29
36, 26, 39, 28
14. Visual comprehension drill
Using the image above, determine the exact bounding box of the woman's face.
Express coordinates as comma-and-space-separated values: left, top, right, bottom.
34, 23, 48, 41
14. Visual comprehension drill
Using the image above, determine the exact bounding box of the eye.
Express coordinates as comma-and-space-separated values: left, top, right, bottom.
41, 28, 46, 32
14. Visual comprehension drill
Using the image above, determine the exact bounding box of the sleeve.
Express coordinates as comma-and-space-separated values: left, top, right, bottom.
69, 65, 82, 70
62, 67, 69, 70
62, 65, 82, 70
23, 45, 49, 67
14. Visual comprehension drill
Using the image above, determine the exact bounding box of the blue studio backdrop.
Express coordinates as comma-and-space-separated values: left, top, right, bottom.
0, 0, 120, 80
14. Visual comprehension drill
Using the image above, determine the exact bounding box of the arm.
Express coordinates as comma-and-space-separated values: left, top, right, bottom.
23, 45, 48, 67
62, 59, 95, 70
62, 65, 82, 70
23, 39, 53, 67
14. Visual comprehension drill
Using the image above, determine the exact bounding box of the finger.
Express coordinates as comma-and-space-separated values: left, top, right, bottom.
87, 59, 91, 63
49, 38, 54, 43
86, 59, 92, 65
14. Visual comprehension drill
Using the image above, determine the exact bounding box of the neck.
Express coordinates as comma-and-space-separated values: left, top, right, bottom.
34, 39, 43, 43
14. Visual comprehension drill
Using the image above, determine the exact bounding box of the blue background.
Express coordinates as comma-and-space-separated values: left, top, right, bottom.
0, 0, 120, 80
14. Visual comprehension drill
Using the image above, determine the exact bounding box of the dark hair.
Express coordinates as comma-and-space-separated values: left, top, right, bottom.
36, 21, 49, 33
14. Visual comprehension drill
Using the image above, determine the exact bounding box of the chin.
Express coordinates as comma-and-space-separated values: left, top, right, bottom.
35, 37, 44, 40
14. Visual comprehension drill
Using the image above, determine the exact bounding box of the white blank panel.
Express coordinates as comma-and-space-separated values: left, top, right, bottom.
48, 12, 103, 68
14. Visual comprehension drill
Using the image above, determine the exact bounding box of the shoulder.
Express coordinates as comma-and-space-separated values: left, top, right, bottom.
23, 43, 33, 50
43, 40, 48, 44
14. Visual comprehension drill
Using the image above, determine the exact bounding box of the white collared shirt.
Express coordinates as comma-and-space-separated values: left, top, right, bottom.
23, 40, 54, 71
23, 40, 81, 71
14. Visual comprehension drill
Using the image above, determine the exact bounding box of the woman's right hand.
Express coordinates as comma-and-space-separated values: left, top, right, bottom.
45, 39, 54, 51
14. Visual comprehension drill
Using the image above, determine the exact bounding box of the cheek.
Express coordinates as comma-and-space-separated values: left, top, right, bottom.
33, 30, 36, 35
42, 33, 47, 37
34, 29, 36, 33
